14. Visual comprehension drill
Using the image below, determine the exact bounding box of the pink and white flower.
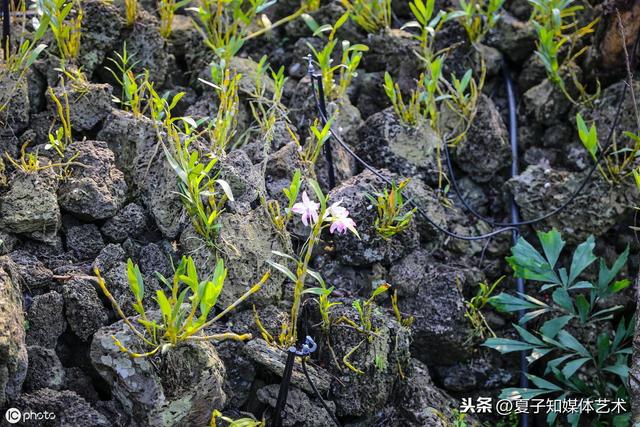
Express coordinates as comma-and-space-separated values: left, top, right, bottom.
325, 202, 358, 237
291, 192, 320, 226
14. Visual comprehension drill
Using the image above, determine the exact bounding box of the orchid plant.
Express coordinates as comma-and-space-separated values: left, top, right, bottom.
264, 172, 358, 347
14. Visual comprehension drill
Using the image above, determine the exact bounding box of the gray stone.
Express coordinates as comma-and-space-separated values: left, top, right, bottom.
265, 141, 305, 206
23, 345, 65, 392
257, 384, 337, 427
243, 339, 331, 395
356, 108, 443, 186
218, 149, 263, 214
63, 366, 100, 403
0, 73, 30, 134
328, 170, 420, 266
453, 94, 510, 182
47, 82, 112, 132
62, 278, 108, 341
96, 110, 185, 238
65, 223, 105, 260
0, 170, 60, 242
361, 29, 422, 94
0, 257, 28, 406
79, 0, 124, 75
12, 388, 110, 427
328, 304, 411, 418
181, 207, 290, 308
123, 10, 171, 87
101, 203, 148, 242
0, 231, 17, 255
579, 79, 640, 148
138, 243, 171, 277
518, 53, 548, 92
9, 251, 54, 292
506, 165, 636, 243
90, 312, 227, 426
389, 250, 474, 365
92, 244, 164, 318
58, 140, 127, 221
523, 77, 573, 126
26, 291, 66, 348
397, 359, 457, 426
485, 12, 536, 63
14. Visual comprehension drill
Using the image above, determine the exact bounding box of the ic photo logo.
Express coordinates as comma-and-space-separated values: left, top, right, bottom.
4, 408, 21, 424
4, 407, 56, 424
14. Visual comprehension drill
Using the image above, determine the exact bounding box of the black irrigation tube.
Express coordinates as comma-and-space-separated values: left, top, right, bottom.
271, 337, 340, 427
2, 0, 10, 60
503, 65, 529, 427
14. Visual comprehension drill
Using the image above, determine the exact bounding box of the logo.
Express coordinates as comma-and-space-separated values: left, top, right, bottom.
5, 408, 21, 424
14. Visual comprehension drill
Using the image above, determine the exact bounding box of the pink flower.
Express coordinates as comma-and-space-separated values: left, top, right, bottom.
326, 202, 358, 237
291, 192, 320, 226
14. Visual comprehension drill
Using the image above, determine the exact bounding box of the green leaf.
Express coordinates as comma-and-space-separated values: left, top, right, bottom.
596, 333, 611, 363
499, 387, 555, 400
215, 179, 235, 202
127, 259, 145, 301
610, 279, 631, 293
552, 288, 574, 314
271, 251, 297, 262
156, 290, 172, 320
483, 338, 538, 353
307, 179, 326, 212
561, 357, 590, 378
514, 324, 545, 346
591, 305, 624, 320
568, 235, 596, 284
301, 14, 319, 33
546, 354, 575, 372
506, 236, 559, 284
526, 374, 563, 391
575, 294, 590, 322
371, 283, 390, 299
266, 260, 297, 282
576, 113, 598, 159
540, 315, 572, 339
520, 308, 551, 324
488, 292, 543, 312
557, 330, 590, 358
603, 364, 628, 379
306, 269, 326, 287
202, 259, 225, 310
302, 287, 331, 296
567, 281, 592, 290
538, 229, 565, 269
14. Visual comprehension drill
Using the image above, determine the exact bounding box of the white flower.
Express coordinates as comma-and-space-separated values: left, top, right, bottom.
325, 202, 358, 237
291, 192, 320, 226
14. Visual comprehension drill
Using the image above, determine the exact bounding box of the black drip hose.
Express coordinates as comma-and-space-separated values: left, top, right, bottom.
316, 72, 336, 189
2, 0, 9, 60
272, 349, 296, 427
301, 358, 341, 427
503, 66, 529, 427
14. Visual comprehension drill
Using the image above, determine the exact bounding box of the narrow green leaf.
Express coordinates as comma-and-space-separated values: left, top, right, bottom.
561, 357, 590, 378
266, 260, 297, 282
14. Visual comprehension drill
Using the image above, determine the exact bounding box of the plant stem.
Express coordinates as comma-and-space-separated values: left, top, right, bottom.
244, 7, 306, 41
286, 222, 322, 346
